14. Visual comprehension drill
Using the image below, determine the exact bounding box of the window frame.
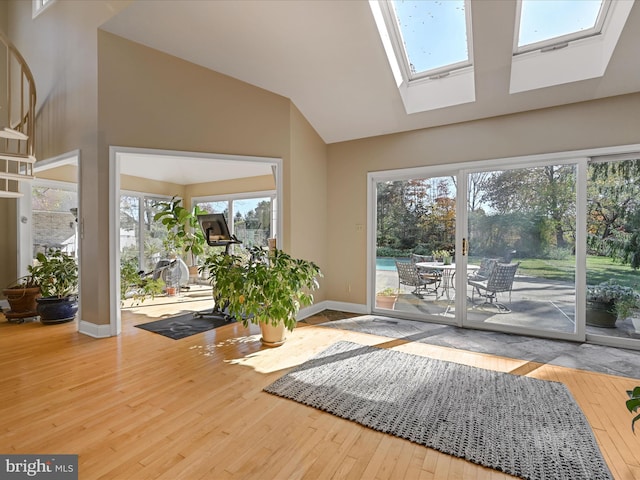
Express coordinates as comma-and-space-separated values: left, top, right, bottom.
514, 0, 611, 55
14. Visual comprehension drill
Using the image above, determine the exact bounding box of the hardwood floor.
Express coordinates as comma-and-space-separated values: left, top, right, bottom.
1, 300, 639, 479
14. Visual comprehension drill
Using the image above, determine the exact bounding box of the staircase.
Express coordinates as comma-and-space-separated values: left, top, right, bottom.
0, 29, 36, 198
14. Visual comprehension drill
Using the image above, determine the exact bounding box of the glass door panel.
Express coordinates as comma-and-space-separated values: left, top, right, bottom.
586, 158, 640, 346
374, 176, 457, 320
32, 184, 78, 260
464, 165, 578, 338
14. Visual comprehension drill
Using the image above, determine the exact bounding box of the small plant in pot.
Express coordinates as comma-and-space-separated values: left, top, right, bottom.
376, 287, 398, 310
2, 273, 41, 322
586, 280, 639, 328
626, 386, 640, 433
201, 245, 322, 347
154, 197, 207, 277
30, 249, 79, 324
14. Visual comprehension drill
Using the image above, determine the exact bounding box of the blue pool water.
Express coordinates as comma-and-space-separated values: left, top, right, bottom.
376, 257, 403, 271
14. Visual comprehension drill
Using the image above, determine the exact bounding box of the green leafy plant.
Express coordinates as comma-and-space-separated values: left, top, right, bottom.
376, 287, 398, 296
586, 280, 639, 319
154, 197, 207, 266
29, 249, 78, 298
120, 257, 164, 306
201, 246, 322, 331
626, 386, 640, 433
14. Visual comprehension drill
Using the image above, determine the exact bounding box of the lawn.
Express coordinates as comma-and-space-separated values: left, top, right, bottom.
513, 255, 640, 288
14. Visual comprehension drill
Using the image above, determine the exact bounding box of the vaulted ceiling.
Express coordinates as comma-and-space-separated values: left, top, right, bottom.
101, 0, 640, 145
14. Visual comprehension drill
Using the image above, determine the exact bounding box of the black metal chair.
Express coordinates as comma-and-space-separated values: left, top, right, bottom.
396, 260, 438, 298
468, 262, 519, 312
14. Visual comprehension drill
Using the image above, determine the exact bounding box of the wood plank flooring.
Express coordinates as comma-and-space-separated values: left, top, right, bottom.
1, 299, 639, 479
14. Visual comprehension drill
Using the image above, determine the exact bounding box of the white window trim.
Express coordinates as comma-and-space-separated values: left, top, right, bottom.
32, 0, 56, 19
514, 0, 611, 55
510, 0, 632, 93
192, 190, 277, 242
369, 0, 476, 114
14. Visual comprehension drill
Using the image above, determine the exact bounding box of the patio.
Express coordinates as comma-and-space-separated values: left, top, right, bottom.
376, 267, 640, 341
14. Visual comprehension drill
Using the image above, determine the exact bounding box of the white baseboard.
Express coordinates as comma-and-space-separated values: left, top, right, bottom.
78, 320, 114, 338
298, 300, 368, 321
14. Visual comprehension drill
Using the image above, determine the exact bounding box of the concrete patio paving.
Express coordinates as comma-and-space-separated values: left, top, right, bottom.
376, 268, 640, 342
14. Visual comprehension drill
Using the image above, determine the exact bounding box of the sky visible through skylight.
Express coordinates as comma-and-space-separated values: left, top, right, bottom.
518, 0, 603, 47
391, 0, 468, 75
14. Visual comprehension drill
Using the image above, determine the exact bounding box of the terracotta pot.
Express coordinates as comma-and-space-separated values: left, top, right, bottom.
166, 286, 177, 296
376, 294, 397, 310
3, 286, 41, 320
586, 300, 617, 328
260, 321, 287, 347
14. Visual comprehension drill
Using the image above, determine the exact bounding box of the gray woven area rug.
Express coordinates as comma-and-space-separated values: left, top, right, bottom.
264, 341, 612, 480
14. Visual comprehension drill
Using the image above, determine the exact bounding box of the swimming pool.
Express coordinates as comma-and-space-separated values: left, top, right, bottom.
376, 257, 405, 271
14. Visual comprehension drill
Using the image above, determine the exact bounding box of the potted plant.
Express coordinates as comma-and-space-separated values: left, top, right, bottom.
30, 249, 79, 324
626, 386, 640, 432
201, 245, 322, 347
120, 257, 165, 306
154, 197, 207, 274
432, 249, 453, 265
586, 280, 639, 328
376, 287, 398, 309
2, 273, 41, 322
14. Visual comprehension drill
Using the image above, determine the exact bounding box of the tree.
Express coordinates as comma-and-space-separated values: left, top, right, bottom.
589, 159, 640, 268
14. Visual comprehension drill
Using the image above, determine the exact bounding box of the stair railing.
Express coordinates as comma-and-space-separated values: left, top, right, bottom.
0, 29, 37, 197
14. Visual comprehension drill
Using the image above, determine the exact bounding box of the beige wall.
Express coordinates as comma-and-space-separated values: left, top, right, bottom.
326, 93, 640, 304
120, 175, 185, 199
96, 31, 322, 325
289, 104, 328, 301
2, 2, 330, 325
186, 174, 276, 201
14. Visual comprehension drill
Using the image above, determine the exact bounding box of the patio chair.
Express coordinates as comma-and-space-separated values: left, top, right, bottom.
468, 262, 519, 312
396, 260, 438, 298
467, 258, 498, 282
410, 253, 442, 286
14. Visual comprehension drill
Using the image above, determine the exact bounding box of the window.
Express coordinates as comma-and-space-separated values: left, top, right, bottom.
516, 0, 608, 54
510, 0, 631, 93
120, 192, 172, 273
390, 0, 471, 79
33, 0, 56, 18
369, 0, 475, 113
32, 181, 77, 260
194, 192, 276, 251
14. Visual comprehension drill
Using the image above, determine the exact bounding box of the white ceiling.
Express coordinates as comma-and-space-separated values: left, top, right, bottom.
119, 153, 274, 185
101, 0, 640, 146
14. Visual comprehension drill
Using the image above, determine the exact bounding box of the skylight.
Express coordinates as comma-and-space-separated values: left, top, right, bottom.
369, 0, 476, 114
390, 0, 471, 79
510, 0, 631, 93
516, 0, 608, 54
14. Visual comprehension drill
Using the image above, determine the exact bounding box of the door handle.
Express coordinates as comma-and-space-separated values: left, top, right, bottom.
462, 238, 469, 256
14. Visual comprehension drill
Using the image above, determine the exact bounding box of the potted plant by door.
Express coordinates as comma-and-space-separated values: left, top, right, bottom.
586, 280, 639, 328
2, 273, 41, 322
201, 245, 322, 347
30, 249, 79, 324
154, 197, 207, 281
376, 287, 398, 309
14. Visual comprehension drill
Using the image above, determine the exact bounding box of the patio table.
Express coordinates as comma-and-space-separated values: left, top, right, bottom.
416, 262, 480, 300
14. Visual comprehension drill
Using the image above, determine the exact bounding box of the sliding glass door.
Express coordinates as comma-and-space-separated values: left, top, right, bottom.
371, 160, 583, 342
371, 152, 640, 349
373, 173, 458, 322
585, 157, 640, 348
462, 164, 580, 341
